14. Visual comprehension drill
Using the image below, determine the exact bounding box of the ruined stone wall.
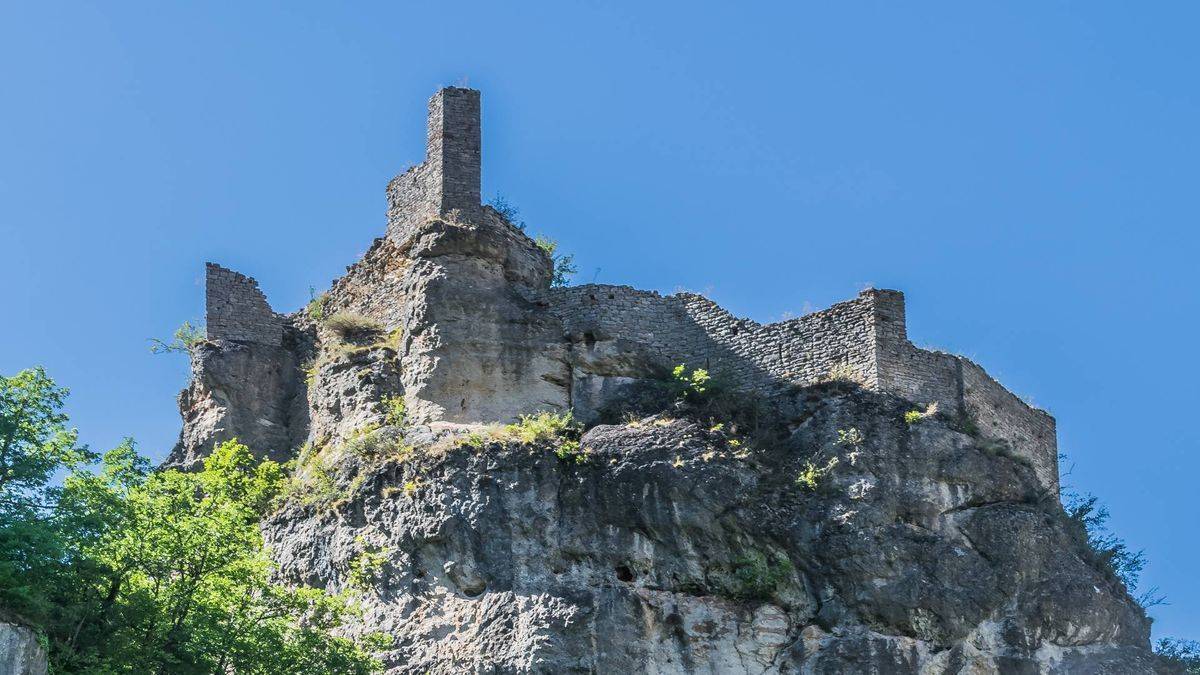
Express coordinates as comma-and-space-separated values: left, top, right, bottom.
958, 359, 1058, 490
542, 286, 884, 395
544, 284, 1058, 490
764, 291, 881, 387
194, 83, 1059, 490
386, 87, 482, 245
870, 291, 963, 414
869, 292, 1057, 489
386, 161, 440, 245
205, 263, 283, 345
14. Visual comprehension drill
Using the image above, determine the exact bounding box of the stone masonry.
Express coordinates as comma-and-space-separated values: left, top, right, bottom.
386, 87, 482, 244
205, 263, 283, 346
188, 86, 1059, 492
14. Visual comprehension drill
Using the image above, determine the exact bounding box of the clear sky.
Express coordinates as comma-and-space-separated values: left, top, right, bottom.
2, 1, 1196, 641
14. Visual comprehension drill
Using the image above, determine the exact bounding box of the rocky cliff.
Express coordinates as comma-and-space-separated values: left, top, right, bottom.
164, 86, 1173, 673
257, 382, 1161, 674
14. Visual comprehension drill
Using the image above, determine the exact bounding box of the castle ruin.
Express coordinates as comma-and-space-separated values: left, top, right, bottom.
179, 87, 1058, 492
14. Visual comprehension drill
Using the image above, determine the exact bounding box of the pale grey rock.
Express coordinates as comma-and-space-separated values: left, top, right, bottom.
166, 339, 301, 469
394, 211, 569, 426
262, 388, 1159, 674
305, 344, 402, 446
0, 621, 47, 675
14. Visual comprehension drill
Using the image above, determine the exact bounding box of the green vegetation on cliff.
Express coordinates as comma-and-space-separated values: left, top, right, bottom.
0, 367, 382, 674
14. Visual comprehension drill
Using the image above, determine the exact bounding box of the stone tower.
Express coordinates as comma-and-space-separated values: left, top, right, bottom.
386, 87, 483, 241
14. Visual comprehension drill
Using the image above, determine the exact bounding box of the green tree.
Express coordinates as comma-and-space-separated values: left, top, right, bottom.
0, 367, 384, 673
0, 367, 92, 507
51, 440, 383, 673
0, 367, 94, 621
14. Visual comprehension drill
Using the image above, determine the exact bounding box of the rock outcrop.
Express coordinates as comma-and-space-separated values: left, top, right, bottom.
0, 619, 48, 675
262, 386, 1159, 673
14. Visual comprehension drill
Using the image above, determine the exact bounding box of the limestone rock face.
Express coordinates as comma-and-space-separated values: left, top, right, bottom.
166, 339, 301, 469
262, 387, 1161, 674
0, 621, 47, 675
394, 209, 569, 425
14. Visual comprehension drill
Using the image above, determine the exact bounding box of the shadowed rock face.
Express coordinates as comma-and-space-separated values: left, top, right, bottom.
262, 387, 1160, 674
166, 340, 302, 470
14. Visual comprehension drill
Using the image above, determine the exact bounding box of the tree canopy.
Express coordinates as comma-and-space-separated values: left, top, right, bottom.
0, 367, 383, 674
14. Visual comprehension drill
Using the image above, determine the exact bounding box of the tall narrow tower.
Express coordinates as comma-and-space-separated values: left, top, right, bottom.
386, 87, 482, 241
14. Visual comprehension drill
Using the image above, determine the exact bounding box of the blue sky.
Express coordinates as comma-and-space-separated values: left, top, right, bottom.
1, 1, 1196, 640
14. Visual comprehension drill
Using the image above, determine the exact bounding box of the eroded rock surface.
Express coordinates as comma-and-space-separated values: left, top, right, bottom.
0, 620, 48, 675
167, 339, 302, 469
264, 387, 1158, 674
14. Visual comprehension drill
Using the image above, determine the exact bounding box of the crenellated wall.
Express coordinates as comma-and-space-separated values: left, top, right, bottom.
205, 263, 283, 346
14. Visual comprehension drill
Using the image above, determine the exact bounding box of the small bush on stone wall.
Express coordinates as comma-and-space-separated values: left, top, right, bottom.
504, 410, 579, 444
488, 193, 526, 230
341, 424, 381, 455
594, 367, 780, 444
282, 458, 341, 508
341, 425, 415, 466
382, 394, 407, 427
534, 235, 578, 287
346, 537, 390, 593
904, 401, 938, 425
670, 364, 712, 402
554, 439, 587, 464
307, 288, 330, 321
820, 362, 866, 386
458, 432, 488, 450
450, 411, 584, 460
1064, 492, 1151, 595
836, 427, 865, 448
149, 320, 206, 354
796, 456, 839, 490
486, 195, 577, 286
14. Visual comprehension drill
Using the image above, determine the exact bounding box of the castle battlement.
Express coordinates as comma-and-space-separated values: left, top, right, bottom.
191, 86, 1058, 491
